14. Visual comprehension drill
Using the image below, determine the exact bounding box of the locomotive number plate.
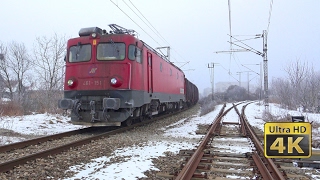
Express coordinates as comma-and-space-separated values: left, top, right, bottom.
83, 80, 102, 86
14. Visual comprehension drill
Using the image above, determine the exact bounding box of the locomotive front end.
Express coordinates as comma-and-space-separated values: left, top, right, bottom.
58, 26, 140, 126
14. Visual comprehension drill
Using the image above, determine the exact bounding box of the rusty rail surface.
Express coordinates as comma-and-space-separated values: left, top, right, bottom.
0, 127, 101, 153
239, 103, 286, 180
0, 107, 191, 173
175, 104, 230, 180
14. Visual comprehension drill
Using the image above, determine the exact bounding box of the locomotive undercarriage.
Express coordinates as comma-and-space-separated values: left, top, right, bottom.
58, 90, 185, 126
68, 100, 182, 126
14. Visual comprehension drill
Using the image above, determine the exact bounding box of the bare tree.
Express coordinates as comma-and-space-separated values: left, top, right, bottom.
272, 59, 320, 112
300, 67, 320, 112
8, 41, 31, 103
3, 41, 31, 103
224, 85, 247, 102
284, 59, 308, 109
0, 42, 13, 100
272, 78, 293, 109
32, 33, 67, 112
0, 41, 32, 114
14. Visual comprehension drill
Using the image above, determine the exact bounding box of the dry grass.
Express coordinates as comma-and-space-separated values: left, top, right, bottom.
199, 100, 217, 117
262, 110, 291, 122
0, 102, 24, 116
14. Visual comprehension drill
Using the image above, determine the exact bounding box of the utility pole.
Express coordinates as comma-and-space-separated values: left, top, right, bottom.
247, 71, 251, 100
242, 63, 261, 103
208, 63, 217, 101
262, 30, 269, 111
215, 31, 269, 112
236, 72, 243, 87
238, 71, 251, 99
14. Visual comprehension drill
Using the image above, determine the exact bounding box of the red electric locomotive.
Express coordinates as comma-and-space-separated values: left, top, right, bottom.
58, 24, 198, 126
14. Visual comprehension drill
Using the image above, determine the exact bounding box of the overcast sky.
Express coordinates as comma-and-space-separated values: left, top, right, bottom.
1, 0, 319, 93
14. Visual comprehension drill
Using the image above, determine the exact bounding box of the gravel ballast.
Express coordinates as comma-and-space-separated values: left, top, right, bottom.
0, 105, 201, 179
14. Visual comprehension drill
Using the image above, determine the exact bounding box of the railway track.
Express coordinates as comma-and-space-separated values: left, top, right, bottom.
2, 103, 320, 179
0, 108, 189, 173
158, 102, 320, 179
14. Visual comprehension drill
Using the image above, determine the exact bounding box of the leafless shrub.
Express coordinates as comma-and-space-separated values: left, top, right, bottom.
199, 101, 217, 116
0, 101, 23, 116
262, 110, 291, 122
271, 59, 320, 113
198, 95, 217, 116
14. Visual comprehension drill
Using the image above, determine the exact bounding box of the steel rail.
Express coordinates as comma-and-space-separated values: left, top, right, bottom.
232, 103, 247, 136
0, 127, 125, 173
175, 104, 230, 180
0, 107, 191, 173
0, 127, 98, 153
240, 103, 286, 180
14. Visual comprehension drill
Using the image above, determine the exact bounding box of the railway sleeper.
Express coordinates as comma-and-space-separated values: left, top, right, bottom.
207, 168, 254, 178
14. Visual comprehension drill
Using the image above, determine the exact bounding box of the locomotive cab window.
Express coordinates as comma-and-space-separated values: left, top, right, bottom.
128, 45, 142, 63
136, 48, 142, 63
69, 44, 91, 62
97, 43, 125, 60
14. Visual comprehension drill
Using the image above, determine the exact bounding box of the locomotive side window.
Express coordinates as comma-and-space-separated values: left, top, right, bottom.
136, 48, 142, 63
97, 43, 125, 60
128, 45, 142, 63
128, 45, 135, 60
69, 44, 91, 62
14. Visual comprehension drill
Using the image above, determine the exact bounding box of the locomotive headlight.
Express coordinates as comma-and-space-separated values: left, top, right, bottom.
67, 77, 77, 88
67, 79, 74, 86
110, 77, 122, 88
91, 33, 97, 38
110, 78, 117, 85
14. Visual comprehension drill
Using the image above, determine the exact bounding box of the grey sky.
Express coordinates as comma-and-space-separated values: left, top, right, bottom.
1, 0, 319, 93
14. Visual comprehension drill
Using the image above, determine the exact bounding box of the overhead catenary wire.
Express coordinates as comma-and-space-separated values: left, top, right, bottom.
127, 0, 169, 45
228, 0, 233, 75
227, 0, 245, 80
266, 0, 273, 35
127, 0, 190, 67
228, 34, 263, 56
110, 0, 161, 47
111, 0, 190, 69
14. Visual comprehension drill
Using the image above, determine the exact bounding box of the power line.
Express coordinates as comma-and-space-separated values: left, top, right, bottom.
228, 0, 232, 46
124, 0, 167, 45
228, 0, 233, 75
128, 0, 169, 45
110, 0, 161, 46
266, 0, 273, 35
112, 0, 190, 68
127, 1, 189, 67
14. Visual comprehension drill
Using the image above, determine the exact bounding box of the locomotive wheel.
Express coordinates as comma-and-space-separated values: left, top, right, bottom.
137, 107, 146, 122
138, 115, 145, 122
122, 119, 133, 126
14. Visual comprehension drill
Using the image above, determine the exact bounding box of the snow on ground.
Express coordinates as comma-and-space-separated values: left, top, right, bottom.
0, 113, 84, 136
65, 141, 195, 179
0, 113, 84, 145
212, 136, 253, 154
1, 102, 320, 179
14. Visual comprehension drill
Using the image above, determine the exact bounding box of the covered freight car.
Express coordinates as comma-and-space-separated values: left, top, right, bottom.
185, 78, 199, 106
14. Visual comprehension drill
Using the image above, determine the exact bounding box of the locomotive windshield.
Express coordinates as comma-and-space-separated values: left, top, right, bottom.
69, 44, 91, 62
97, 42, 125, 60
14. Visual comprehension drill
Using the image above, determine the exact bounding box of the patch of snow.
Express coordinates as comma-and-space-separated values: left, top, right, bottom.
1, 102, 319, 179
